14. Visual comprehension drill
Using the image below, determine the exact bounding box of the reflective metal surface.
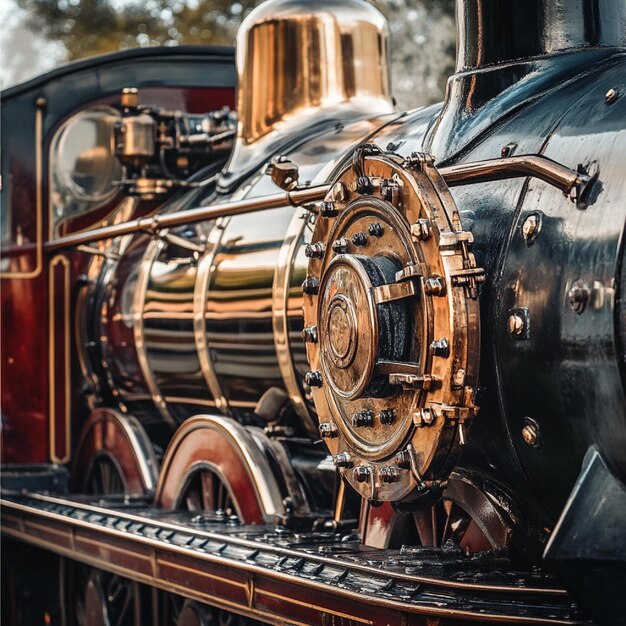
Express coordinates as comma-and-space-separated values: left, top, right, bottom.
221, 0, 394, 186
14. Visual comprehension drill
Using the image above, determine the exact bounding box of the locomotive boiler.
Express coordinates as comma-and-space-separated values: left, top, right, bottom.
1, 1, 626, 626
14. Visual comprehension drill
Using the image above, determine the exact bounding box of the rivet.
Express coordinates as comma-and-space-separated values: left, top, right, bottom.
605, 88, 619, 104
320, 201, 338, 218
301, 325, 318, 343
352, 410, 374, 427
319, 422, 338, 438
522, 212, 541, 246
302, 276, 319, 295
380, 466, 400, 483
424, 276, 446, 296
305, 242, 325, 259
351, 232, 368, 247
379, 409, 396, 425
521, 418, 541, 448
304, 370, 323, 387
332, 237, 349, 254
568, 279, 590, 315
501, 143, 517, 158
368, 222, 384, 237
353, 466, 372, 483
333, 452, 353, 468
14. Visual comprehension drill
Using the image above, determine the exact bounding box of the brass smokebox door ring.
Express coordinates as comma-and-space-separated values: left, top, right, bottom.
304, 149, 483, 503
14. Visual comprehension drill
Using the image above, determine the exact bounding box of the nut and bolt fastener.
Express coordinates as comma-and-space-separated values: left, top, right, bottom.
430, 338, 450, 358
508, 313, 526, 337
333, 452, 353, 468
605, 88, 619, 104
380, 466, 400, 483
379, 409, 396, 425
320, 201, 338, 218
411, 219, 431, 241
356, 176, 373, 195
368, 222, 384, 237
424, 277, 446, 296
522, 213, 541, 245
304, 370, 323, 387
332, 237, 349, 254
301, 325, 318, 343
302, 276, 319, 295
319, 422, 338, 438
305, 242, 325, 259
353, 466, 372, 482
351, 232, 368, 247
522, 423, 539, 447
352, 410, 374, 427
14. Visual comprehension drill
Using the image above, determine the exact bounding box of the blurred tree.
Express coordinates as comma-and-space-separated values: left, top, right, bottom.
14, 0, 455, 108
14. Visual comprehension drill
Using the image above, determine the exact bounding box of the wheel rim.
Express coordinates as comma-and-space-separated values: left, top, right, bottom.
178, 466, 237, 517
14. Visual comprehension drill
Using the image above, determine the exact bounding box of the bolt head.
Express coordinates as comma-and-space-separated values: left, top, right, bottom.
424, 276, 445, 296
320, 201, 338, 218
380, 466, 400, 484
333, 452, 353, 468
368, 222, 384, 237
379, 409, 396, 425
522, 213, 540, 245
508, 314, 525, 337
353, 466, 372, 483
305, 242, 325, 259
411, 219, 431, 242
331, 237, 349, 254
351, 232, 368, 247
395, 450, 410, 470
430, 338, 450, 358
522, 424, 538, 446
301, 325, 318, 343
319, 422, 338, 438
605, 88, 619, 104
568, 280, 589, 315
302, 276, 319, 295
352, 410, 374, 427
356, 176, 373, 195
304, 370, 323, 387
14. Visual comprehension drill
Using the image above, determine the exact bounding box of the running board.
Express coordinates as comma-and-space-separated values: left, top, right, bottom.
1, 491, 591, 626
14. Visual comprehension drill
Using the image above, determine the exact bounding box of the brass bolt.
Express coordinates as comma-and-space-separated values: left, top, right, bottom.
522, 213, 541, 245
605, 88, 619, 104
508, 313, 526, 337
522, 423, 539, 446
121, 87, 139, 108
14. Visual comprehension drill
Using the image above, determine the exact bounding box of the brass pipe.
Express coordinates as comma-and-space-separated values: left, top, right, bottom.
45, 184, 329, 252
439, 155, 592, 198
45, 155, 590, 252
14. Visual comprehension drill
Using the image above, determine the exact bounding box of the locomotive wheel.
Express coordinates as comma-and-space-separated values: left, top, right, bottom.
72, 407, 159, 495
164, 597, 268, 626
67, 408, 157, 626
156, 415, 286, 524
362, 471, 512, 552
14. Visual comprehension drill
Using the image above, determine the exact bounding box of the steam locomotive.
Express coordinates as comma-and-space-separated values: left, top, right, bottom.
2, 1, 625, 625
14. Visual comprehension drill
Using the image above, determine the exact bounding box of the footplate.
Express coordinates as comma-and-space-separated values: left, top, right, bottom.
1, 491, 591, 625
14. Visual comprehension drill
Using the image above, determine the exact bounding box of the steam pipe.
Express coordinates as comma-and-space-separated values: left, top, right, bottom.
45, 155, 591, 252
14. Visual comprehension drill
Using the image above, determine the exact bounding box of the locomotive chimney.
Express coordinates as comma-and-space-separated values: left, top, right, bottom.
427, 0, 626, 160
219, 0, 394, 191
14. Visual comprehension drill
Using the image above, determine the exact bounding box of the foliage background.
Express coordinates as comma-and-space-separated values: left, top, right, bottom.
0, 0, 455, 110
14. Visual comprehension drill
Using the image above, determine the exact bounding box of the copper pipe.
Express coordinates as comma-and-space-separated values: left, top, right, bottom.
439, 155, 592, 197
45, 184, 329, 253
45, 155, 590, 252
